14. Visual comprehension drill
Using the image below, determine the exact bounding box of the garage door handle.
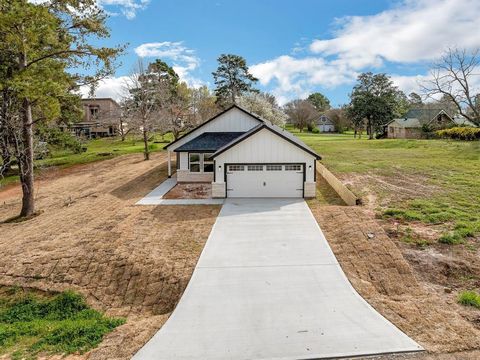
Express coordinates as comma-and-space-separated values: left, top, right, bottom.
263, 181, 266, 186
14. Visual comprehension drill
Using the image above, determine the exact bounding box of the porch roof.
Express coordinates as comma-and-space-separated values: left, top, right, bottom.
174, 132, 245, 152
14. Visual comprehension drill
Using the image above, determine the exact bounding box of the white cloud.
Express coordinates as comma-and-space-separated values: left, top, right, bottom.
252, 0, 480, 103
79, 76, 130, 101
134, 41, 203, 87
100, 0, 150, 19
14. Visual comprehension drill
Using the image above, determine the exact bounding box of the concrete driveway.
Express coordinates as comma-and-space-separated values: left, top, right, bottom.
133, 199, 422, 360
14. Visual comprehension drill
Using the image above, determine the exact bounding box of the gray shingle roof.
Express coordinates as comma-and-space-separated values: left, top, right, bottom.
174, 132, 245, 152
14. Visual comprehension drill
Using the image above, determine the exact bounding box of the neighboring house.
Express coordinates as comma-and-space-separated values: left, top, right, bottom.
315, 115, 335, 132
387, 108, 455, 139
61, 98, 120, 138
164, 105, 321, 198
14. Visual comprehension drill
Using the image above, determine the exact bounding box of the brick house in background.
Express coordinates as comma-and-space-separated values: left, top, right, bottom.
62, 98, 121, 138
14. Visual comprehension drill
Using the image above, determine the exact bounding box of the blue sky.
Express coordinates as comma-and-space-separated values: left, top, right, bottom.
90, 0, 480, 106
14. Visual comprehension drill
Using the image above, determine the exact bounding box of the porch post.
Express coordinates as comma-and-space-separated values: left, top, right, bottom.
167, 150, 172, 178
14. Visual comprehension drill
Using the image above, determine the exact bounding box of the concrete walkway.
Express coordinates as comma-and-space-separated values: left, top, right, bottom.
136, 175, 177, 205
136, 175, 224, 205
133, 199, 422, 360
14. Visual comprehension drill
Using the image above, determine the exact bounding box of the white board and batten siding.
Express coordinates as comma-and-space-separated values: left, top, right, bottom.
214, 128, 317, 200
215, 128, 316, 183
168, 107, 261, 153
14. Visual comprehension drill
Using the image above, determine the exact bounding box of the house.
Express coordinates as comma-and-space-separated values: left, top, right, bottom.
61, 98, 121, 138
164, 105, 321, 198
315, 115, 335, 132
387, 108, 455, 139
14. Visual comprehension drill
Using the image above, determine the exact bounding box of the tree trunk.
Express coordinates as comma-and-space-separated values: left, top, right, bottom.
119, 119, 126, 141
368, 118, 374, 140
19, 98, 35, 217
142, 128, 149, 161
354, 127, 357, 139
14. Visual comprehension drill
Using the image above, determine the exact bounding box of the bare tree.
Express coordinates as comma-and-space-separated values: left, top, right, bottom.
421, 48, 480, 126
284, 99, 319, 132
123, 60, 167, 160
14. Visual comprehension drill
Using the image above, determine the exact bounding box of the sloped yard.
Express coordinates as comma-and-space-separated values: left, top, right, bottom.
0, 153, 221, 359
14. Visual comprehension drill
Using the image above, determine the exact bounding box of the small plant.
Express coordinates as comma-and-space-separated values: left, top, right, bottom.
457, 290, 480, 309
311, 127, 320, 134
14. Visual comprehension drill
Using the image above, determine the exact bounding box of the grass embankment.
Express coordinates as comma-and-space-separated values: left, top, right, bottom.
0, 287, 124, 359
0, 133, 172, 187
288, 126, 480, 244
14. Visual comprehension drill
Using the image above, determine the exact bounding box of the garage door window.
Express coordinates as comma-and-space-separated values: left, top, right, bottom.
189, 154, 200, 172
203, 153, 214, 172
248, 165, 263, 171
285, 164, 302, 171
229, 165, 244, 171
266, 165, 282, 171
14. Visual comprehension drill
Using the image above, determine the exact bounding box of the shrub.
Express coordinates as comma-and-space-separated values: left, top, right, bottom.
306, 122, 315, 132
436, 127, 480, 141
311, 127, 320, 134
37, 126, 87, 154
439, 232, 463, 245
457, 290, 480, 309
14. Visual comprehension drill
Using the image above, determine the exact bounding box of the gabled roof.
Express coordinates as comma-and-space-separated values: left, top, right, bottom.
389, 108, 454, 128
212, 122, 321, 160
164, 104, 265, 150
174, 132, 245, 152
315, 115, 334, 125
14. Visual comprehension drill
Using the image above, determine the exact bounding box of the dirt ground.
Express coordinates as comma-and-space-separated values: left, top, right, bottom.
309, 201, 480, 358
2, 155, 480, 359
0, 153, 221, 359
163, 182, 212, 199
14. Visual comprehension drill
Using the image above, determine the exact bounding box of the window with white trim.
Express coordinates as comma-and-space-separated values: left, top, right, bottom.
189, 153, 200, 172
228, 165, 244, 171
248, 165, 263, 171
266, 165, 282, 171
203, 153, 214, 172
285, 164, 302, 171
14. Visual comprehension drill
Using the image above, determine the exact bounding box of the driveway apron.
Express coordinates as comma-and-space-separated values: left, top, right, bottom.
133, 198, 422, 360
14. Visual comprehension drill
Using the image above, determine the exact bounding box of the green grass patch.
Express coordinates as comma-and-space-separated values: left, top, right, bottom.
0, 288, 125, 358
457, 290, 480, 309
289, 129, 480, 244
1, 133, 173, 187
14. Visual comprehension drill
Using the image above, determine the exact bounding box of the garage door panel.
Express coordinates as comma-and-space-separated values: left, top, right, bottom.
226, 164, 303, 198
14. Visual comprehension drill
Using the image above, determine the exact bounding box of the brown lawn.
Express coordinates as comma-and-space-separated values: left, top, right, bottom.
0, 153, 221, 359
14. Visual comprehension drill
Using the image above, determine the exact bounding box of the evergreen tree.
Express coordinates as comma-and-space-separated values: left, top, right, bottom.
212, 54, 258, 107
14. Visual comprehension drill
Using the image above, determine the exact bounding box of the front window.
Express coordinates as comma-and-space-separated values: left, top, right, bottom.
203, 153, 214, 173
189, 153, 214, 173
189, 153, 200, 172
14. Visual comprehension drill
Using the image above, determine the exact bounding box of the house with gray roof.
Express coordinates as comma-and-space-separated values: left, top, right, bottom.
387, 108, 455, 139
315, 115, 335, 132
164, 105, 321, 198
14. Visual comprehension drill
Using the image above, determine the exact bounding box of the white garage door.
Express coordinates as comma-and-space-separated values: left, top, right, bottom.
226, 164, 304, 198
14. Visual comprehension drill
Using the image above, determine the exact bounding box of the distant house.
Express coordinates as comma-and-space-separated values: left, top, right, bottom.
315, 115, 335, 132
62, 98, 121, 138
387, 109, 455, 139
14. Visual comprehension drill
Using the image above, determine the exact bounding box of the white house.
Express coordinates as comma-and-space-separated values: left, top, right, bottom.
315, 115, 335, 132
165, 105, 321, 198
